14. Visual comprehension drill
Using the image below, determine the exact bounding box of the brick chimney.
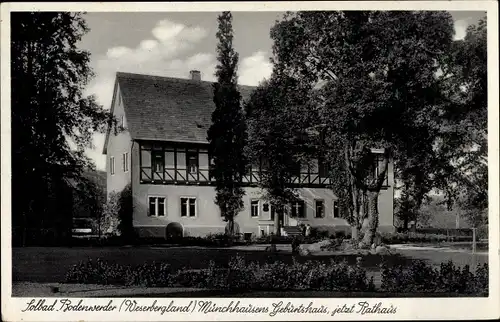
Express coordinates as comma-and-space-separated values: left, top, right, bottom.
189, 70, 201, 81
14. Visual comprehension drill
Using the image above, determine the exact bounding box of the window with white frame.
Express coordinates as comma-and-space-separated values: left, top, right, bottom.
315, 200, 325, 218
180, 197, 197, 217
373, 153, 389, 186
291, 200, 305, 218
186, 151, 198, 174
122, 152, 129, 172
250, 200, 259, 218
152, 150, 164, 173
110, 156, 115, 175
148, 196, 166, 217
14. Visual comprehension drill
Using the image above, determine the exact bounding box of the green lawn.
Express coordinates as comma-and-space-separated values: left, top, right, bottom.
12, 246, 411, 283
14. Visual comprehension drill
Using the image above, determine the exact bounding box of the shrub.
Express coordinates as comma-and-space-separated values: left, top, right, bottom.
257, 260, 299, 290
125, 262, 173, 287
65, 256, 486, 295
381, 260, 489, 294
248, 258, 373, 292
473, 263, 489, 294
100, 184, 134, 238
204, 256, 256, 290
65, 259, 174, 286
174, 269, 209, 288
65, 258, 128, 285
310, 228, 330, 239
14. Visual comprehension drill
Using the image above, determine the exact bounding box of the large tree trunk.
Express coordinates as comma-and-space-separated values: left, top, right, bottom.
274, 207, 281, 237
274, 210, 281, 236
227, 218, 234, 236
352, 226, 359, 241
345, 145, 363, 242
227, 217, 235, 246
361, 191, 380, 247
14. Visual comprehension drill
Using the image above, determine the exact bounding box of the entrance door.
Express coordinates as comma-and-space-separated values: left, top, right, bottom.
273, 206, 299, 227
278, 210, 284, 227
271, 206, 285, 225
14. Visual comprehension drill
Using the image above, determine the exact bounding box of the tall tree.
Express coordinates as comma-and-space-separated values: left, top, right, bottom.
208, 11, 247, 237
435, 18, 488, 228
270, 11, 455, 246
11, 12, 110, 245
245, 74, 315, 236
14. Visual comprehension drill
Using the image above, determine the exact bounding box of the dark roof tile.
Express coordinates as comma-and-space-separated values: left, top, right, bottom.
117, 72, 255, 143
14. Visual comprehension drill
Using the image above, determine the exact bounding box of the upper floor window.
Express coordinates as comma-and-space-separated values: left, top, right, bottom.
110, 156, 115, 175
291, 200, 305, 218
292, 162, 301, 177
318, 158, 330, 177
244, 163, 253, 175
373, 153, 389, 186
186, 151, 198, 174
261, 157, 270, 171
152, 150, 164, 173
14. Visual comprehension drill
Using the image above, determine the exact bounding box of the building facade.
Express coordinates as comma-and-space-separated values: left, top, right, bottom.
103, 71, 395, 238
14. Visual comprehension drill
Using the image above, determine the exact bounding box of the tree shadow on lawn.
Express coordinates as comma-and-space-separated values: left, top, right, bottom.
12, 247, 413, 283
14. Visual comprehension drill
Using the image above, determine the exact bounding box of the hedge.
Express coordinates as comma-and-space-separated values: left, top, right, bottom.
381, 260, 488, 295
66, 256, 487, 295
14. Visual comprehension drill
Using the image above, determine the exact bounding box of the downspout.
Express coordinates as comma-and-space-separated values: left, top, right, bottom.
130, 140, 135, 192
130, 140, 135, 238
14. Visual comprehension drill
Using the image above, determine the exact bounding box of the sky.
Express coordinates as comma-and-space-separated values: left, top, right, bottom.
78, 11, 486, 170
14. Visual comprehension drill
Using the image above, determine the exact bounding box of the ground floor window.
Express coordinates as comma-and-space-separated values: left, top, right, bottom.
181, 197, 197, 217
122, 152, 129, 172
148, 196, 166, 216
291, 200, 306, 218
315, 199, 325, 218
333, 200, 340, 218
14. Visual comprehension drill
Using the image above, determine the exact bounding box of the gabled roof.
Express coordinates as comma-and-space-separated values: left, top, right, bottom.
103, 72, 255, 154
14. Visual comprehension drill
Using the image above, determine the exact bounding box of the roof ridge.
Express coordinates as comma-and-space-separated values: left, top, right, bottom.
116, 71, 255, 89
